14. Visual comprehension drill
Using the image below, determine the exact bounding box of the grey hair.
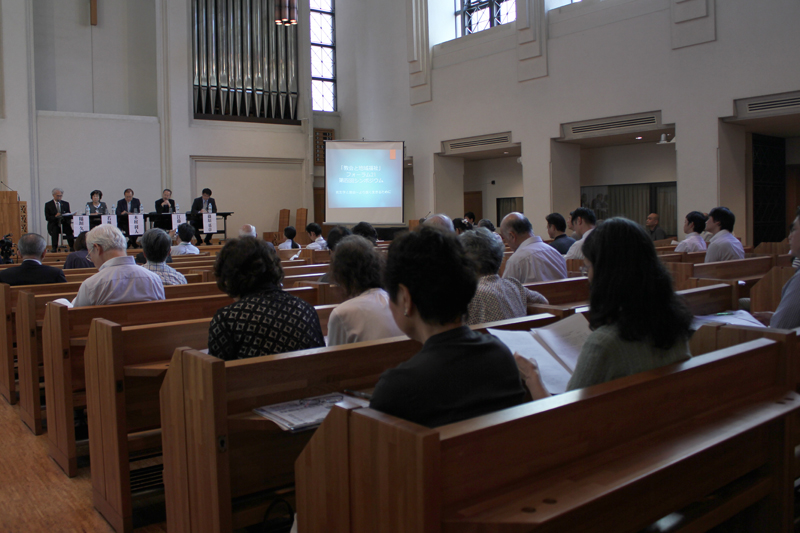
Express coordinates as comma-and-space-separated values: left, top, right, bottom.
238, 224, 257, 238
17, 233, 47, 257
52, 187, 64, 195
86, 224, 127, 252
141, 228, 171, 264
459, 227, 505, 276
422, 214, 454, 233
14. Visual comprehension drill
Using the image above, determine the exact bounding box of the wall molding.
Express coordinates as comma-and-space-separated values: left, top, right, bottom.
671, 0, 716, 49
406, 0, 432, 105
189, 155, 305, 196
516, 0, 548, 82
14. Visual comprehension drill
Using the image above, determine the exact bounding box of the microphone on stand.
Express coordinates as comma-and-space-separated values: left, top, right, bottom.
0, 181, 19, 201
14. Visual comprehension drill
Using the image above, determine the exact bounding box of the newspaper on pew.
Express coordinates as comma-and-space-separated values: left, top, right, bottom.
254, 392, 368, 432
691, 310, 765, 330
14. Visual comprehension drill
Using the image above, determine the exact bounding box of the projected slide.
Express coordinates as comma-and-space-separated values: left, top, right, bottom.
325, 140, 404, 224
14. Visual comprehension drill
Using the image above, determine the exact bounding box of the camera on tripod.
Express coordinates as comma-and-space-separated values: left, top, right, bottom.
0, 234, 14, 264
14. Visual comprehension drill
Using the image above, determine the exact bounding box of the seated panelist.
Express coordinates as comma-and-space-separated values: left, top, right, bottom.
116, 188, 142, 249
190, 188, 217, 245
154, 188, 176, 231
85, 189, 108, 214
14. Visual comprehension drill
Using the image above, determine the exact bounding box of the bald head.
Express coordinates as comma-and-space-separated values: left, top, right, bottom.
499, 212, 534, 251
423, 214, 454, 233
646, 213, 659, 229
238, 224, 257, 238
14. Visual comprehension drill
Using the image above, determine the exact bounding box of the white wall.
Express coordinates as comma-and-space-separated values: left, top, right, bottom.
33, 0, 157, 116
36, 112, 161, 220
463, 157, 524, 226
335, 0, 800, 244
580, 143, 677, 186
194, 159, 305, 236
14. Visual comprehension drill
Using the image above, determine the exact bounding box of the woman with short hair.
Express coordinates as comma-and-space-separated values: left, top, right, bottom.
460, 227, 547, 325
327, 236, 403, 346
369, 226, 526, 428
208, 237, 324, 360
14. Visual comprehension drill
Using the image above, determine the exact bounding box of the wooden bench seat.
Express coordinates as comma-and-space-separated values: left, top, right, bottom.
295, 338, 799, 533
160, 313, 559, 532
664, 256, 773, 292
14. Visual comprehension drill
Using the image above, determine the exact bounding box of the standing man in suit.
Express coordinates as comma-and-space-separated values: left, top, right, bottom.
0, 234, 66, 286
154, 188, 176, 230
190, 188, 217, 245
116, 188, 142, 249
43, 187, 75, 253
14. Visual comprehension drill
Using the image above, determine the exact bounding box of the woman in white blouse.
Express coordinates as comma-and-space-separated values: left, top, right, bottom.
326, 235, 404, 346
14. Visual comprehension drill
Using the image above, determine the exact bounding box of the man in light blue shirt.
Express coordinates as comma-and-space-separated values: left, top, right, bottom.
73, 224, 165, 307
141, 228, 187, 286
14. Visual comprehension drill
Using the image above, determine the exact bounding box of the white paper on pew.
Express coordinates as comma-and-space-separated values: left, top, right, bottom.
51, 298, 73, 308
488, 328, 571, 394
254, 392, 346, 432
532, 313, 592, 372
691, 310, 765, 330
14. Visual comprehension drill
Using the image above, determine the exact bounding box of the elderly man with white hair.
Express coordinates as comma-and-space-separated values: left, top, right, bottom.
239, 224, 257, 238
73, 224, 164, 307
499, 212, 567, 284
422, 214, 454, 232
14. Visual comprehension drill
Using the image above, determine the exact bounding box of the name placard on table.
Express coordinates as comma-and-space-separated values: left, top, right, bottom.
203, 213, 217, 234
171, 213, 187, 230
128, 214, 145, 235
74, 216, 90, 234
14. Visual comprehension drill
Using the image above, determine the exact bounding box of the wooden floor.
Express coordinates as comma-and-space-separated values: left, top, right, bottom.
0, 398, 167, 532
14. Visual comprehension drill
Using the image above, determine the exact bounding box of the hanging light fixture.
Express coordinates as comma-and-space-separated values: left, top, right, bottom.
275, 0, 297, 26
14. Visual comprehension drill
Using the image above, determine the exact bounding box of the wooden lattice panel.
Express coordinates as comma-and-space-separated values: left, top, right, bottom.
314, 128, 334, 166
19, 202, 27, 233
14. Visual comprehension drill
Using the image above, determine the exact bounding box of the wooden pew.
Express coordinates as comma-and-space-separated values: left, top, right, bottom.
295, 338, 799, 533
664, 256, 773, 291
43, 295, 235, 476
281, 264, 329, 277
0, 281, 83, 405
83, 300, 344, 532
14, 282, 226, 435
160, 314, 559, 532
38, 285, 327, 474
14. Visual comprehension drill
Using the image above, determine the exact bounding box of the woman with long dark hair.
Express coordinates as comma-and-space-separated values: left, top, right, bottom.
566, 217, 692, 390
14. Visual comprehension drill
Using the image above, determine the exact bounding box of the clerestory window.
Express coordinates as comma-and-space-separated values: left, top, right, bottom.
310, 0, 336, 112
455, 0, 516, 37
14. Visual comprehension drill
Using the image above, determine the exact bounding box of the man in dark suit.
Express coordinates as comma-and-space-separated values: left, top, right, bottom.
0, 233, 67, 286
154, 188, 176, 231
190, 188, 217, 245
116, 188, 142, 248
43, 187, 75, 252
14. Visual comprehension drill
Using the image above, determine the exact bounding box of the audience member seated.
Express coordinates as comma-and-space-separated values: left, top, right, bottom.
674, 211, 708, 253
318, 226, 351, 282
478, 218, 504, 242
754, 208, 800, 329
499, 212, 567, 283
140, 228, 187, 286
208, 237, 324, 360
461, 228, 548, 325
351, 221, 378, 245
565, 207, 597, 260
452, 218, 473, 235
326, 236, 404, 346
369, 226, 526, 428
545, 212, 576, 255
238, 224, 257, 238
305, 222, 327, 251
63, 232, 94, 270
422, 214, 454, 233
0, 233, 66, 286
73, 224, 165, 307
278, 225, 300, 250
44, 187, 74, 252
85, 189, 108, 214
171, 223, 200, 256
704, 206, 745, 262
464, 211, 476, 225
645, 212, 667, 241
561, 218, 692, 392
